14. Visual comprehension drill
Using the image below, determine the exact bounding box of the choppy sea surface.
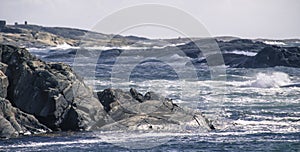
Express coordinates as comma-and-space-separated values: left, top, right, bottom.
1, 45, 299, 151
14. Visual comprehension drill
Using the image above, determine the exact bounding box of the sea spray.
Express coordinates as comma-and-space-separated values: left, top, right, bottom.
248, 72, 291, 88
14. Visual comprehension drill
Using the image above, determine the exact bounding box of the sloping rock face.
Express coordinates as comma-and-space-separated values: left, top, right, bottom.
0, 98, 51, 139
97, 88, 215, 131
0, 26, 78, 48
0, 63, 50, 139
0, 24, 151, 48
0, 44, 107, 131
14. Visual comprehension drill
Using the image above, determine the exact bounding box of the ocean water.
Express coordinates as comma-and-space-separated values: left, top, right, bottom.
1, 46, 299, 151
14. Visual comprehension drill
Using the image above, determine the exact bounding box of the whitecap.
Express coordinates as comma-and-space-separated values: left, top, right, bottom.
263, 41, 286, 46
224, 50, 257, 56
244, 72, 291, 88
51, 43, 79, 50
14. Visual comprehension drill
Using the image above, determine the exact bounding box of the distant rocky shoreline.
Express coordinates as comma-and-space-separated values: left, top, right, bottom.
0, 44, 214, 139
2, 24, 299, 68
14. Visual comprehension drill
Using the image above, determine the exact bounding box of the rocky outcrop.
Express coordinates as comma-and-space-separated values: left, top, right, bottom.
178, 38, 300, 68
0, 24, 152, 48
0, 43, 215, 139
0, 98, 51, 139
0, 26, 78, 48
238, 47, 300, 68
218, 46, 300, 68
193, 46, 300, 68
97, 88, 215, 131
0, 44, 107, 131
177, 39, 268, 59
0, 63, 50, 139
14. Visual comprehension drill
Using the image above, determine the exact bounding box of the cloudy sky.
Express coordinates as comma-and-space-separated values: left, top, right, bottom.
1, 0, 299, 39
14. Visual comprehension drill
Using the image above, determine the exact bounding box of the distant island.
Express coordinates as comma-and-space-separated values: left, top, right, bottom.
1, 23, 300, 68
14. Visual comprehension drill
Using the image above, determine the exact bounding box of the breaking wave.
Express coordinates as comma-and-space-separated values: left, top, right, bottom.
247, 72, 291, 88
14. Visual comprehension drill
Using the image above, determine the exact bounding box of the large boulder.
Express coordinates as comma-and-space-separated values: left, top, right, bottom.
0, 98, 51, 139
0, 44, 107, 131
97, 88, 215, 131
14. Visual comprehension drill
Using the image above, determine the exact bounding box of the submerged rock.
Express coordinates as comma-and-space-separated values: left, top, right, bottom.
0, 44, 107, 131
97, 88, 215, 131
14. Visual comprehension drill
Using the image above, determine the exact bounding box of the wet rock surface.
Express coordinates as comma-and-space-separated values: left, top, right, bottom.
0, 62, 50, 139
0, 44, 107, 133
0, 44, 214, 139
0, 98, 51, 139
97, 88, 215, 131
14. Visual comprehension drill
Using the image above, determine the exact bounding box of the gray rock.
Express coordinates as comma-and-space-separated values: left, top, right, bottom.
0, 44, 107, 131
97, 88, 136, 122
0, 98, 51, 139
0, 62, 8, 73
239, 47, 300, 68
0, 70, 8, 98
130, 88, 144, 103
97, 88, 215, 131
0, 43, 215, 138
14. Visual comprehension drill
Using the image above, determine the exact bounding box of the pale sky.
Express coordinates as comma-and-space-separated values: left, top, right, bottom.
0, 0, 299, 39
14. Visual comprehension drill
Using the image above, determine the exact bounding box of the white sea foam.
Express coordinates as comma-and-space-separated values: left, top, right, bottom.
224, 50, 257, 56
0, 139, 102, 149
245, 72, 291, 88
51, 43, 79, 50
27, 47, 48, 52
247, 115, 300, 122
84, 42, 186, 50
27, 43, 79, 54
28, 44, 148, 53
234, 119, 300, 126
27, 42, 188, 58
263, 41, 286, 46
84, 46, 148, 50
169, 42, 186, 47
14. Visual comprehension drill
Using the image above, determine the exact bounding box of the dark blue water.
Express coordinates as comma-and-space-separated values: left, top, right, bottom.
1, 47, 299, 151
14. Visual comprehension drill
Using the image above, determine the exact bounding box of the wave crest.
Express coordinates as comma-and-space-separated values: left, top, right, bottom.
247, 72, 291, 88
